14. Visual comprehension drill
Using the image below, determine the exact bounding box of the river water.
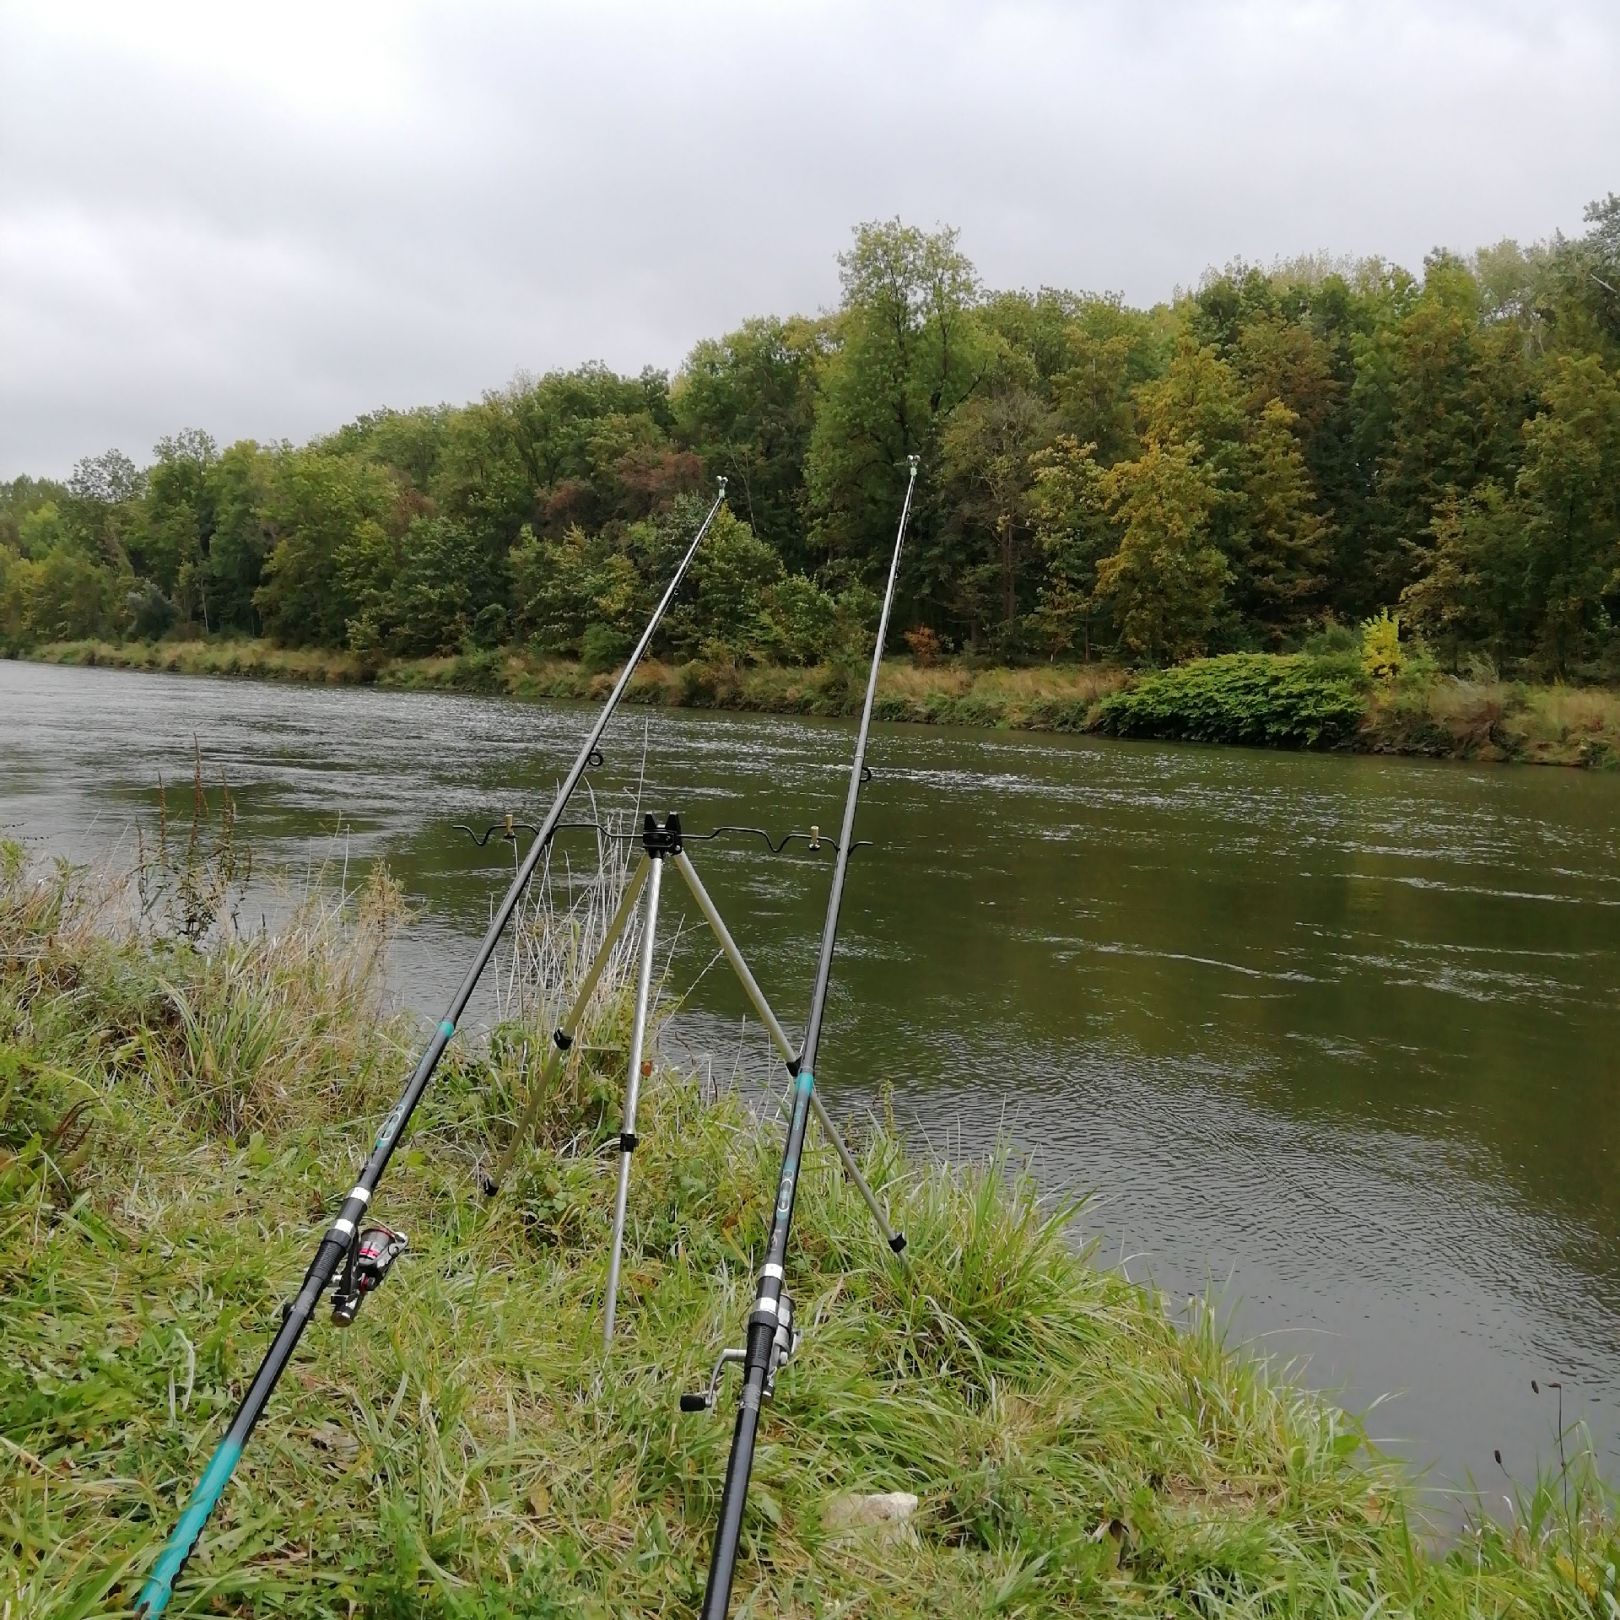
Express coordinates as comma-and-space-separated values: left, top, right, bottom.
6, 658, 1619, 1509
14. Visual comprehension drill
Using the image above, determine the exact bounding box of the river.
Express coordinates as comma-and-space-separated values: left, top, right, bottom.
6, 657, 1619, 1511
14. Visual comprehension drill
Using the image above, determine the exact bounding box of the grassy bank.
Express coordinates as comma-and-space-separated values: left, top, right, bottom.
4, 850, 1616, 1617
22, 636, 1620, 768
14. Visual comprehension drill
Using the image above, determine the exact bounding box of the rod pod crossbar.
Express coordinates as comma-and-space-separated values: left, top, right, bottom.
133, 481, 728, 1617
696, 457, 921, 1619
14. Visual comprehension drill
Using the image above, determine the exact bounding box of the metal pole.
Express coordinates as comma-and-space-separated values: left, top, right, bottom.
699, 459, 919, 1620
137, 482, 727, 1617
602, 853, 664, 1347
484, 857, 650, 1195
671, 850, 905, 1257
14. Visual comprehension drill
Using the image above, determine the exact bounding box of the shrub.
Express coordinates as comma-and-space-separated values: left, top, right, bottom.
1360, 608, 1405, 682
579, 621, 631, 673
1094, 653, 1366, 749
904, 625, 943, 667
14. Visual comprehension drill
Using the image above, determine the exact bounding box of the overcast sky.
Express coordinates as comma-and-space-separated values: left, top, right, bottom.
2, 0, 1616, 480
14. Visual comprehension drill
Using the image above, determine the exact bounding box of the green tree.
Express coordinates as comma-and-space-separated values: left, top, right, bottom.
1096, 438, 1228, 663
1052, 297, 1165, 463
1517, 353, 1620, 674
806, 220, 991, 599
206, 442, 273, 634
1026, 436, 1112, 660
937, 387, 1056, 650
138, 430, 218, 619
1401, 482, 1528, 667
1135, 337, 1249, 599
664, 510, 783, 663
672, 316, 824, 567
255, 451, 395, 645
377, 517, 496, 656
1350, 254, 1531, 607
511, 523, 596, 655
64, 448, 143, 566
1239, 399, 1329, 642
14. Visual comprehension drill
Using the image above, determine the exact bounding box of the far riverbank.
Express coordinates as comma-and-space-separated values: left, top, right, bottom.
20, 636, 1620, 768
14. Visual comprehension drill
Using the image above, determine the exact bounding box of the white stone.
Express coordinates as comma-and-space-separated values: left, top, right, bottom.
823, 1490, 920, 1543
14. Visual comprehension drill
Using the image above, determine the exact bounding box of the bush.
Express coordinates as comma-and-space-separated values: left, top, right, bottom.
1094, 653, 1366, 749
579, 621, 631, 672
903, 624, 943, 667
766, 574, 839, 666
1360, 608, 1405, 681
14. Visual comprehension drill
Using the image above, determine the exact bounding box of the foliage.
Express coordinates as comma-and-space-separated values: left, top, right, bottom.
1360, 609, 1406, 682
1095, 438, 1228, 663
1026, 436, 1112, 660
6, 199, 1620, 682
903, 625, 943, 667
1095, 653, 1366, 748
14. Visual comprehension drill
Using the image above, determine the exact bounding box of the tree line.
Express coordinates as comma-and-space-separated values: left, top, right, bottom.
4, 197, 1619, 678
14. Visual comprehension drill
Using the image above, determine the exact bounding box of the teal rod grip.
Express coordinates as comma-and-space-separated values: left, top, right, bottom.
137, 1435, 243, 1614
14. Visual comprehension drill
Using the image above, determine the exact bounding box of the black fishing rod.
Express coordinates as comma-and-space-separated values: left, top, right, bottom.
692, 456, 920, 1619
135, 480, 729, 1617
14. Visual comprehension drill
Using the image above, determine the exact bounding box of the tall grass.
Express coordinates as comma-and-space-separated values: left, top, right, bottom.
3, 849, 1616, 1615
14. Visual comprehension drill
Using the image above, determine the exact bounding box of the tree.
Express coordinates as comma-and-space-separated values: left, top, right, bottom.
672, 316, 825, 567
206, 442, 273, 634
806, 219, 992, 602
1132, 335, 1253, 631
1239, 399, 1329, 642
1349, 253, 1531, 607
1517, 353, 1620, 675
1095, 438, 1228, 663
1402, 482, 1528, 668
1052, 297, 1165, 463
937, 387, 1056, 650
664, 509, 783, 663
138, 429, 219, 625
1026, 436, 1113, 660
511, 523, 596, 654
372, 516, 497, 656
255, 451, 395, 645
64, 448, 143, 566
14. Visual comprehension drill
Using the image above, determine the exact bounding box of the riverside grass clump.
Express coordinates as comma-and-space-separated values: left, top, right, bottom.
4, 852, 1619, 1618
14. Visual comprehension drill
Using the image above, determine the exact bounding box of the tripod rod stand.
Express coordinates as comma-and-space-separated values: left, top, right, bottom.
488, 813, 905, 1348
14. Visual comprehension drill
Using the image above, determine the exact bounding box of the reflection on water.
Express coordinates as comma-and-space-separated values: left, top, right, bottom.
6, 657, 1620, 1506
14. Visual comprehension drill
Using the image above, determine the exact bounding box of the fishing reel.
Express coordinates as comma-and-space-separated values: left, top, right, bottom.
680, 1291, 800, 1413
330, 1223, 409, 1326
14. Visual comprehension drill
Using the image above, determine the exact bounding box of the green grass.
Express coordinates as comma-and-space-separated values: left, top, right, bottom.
4, 850, 1618, 1616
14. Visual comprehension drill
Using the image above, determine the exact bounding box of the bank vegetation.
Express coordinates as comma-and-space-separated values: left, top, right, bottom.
5, 196, 1620, 713
3, 841, 1617, 1616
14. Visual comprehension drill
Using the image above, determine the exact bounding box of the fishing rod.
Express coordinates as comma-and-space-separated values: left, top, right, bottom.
691, 456, 920, 1619
134, 479, 729, 1617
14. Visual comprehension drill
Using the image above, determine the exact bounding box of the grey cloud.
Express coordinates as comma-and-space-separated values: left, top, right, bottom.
2, 0, 1616, 477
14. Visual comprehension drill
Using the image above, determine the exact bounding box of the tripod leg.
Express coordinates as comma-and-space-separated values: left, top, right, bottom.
485, 857, 650, 1195
672, 851, 907, 1257
603, 854, 665, 1347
